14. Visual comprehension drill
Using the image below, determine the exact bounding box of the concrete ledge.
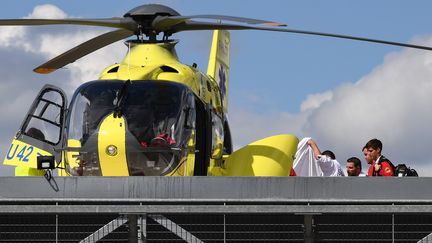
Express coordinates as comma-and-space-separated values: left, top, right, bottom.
0, 204, 432, 214
0, 176, 430, 202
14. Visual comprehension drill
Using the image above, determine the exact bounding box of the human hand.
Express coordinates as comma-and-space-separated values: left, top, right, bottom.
374, 163, 381, 172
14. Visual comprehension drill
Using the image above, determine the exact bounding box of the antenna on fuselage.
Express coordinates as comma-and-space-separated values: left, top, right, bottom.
127, 41, 131, 80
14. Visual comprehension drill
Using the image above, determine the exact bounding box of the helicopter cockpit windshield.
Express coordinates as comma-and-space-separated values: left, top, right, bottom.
65, 80, 195, 176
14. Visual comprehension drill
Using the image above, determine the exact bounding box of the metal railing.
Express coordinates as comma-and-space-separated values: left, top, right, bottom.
1, 177, 432, 242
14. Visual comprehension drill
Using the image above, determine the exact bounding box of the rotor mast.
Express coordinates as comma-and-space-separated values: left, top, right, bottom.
122, 40, 179, 66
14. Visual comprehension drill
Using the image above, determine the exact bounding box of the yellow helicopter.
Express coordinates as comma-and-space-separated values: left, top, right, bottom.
1, 4, 432, 177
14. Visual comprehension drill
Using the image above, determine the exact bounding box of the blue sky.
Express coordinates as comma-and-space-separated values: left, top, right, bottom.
1, 1, 432, 176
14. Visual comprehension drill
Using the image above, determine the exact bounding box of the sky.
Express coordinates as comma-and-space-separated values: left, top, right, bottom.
1, 0, 432, 176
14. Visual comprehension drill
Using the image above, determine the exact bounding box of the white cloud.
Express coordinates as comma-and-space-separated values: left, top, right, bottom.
0, 4, 125, 83
26, 4, 67, 19
0, 26, 26, 47
300, 90, 333, 112
230, 36, 432, 176
0, 5, 67, 52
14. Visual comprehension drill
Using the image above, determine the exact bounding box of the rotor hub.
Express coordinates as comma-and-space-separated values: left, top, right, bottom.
124, 4, 180, 17
123, 4, 181, 40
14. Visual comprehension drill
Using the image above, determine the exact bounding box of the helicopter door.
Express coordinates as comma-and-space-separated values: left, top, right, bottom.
193, 100, 212, 175
3, 84, 67, 171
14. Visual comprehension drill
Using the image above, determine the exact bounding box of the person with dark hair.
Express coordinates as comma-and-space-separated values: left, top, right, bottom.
362, 146, 373, 165
307, 139, 344, 176
346, 157, 366, 176
364, 138, 394, 176
322, 150, 336, 160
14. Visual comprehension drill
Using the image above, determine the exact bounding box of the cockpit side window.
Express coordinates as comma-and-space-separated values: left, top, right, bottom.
22, 89, 65, 145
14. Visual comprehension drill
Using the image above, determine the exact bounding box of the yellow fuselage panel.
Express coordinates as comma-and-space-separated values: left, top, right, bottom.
3, 138, 52, 168
100, 63, 200, 93
98, 42, 221, 111
212, 134, 299, 176
98, 114, 129, 176
123, 41, 180, 65
65, 139, 81, 169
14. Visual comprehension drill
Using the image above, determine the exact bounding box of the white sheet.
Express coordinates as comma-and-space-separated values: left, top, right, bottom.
293, 137, 323, 176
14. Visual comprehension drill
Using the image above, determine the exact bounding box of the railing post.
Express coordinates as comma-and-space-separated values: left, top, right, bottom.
138, 214, 146, 243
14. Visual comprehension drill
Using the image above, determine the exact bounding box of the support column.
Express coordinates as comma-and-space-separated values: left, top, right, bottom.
304, 215, 315, 243
128, 215, 138, 243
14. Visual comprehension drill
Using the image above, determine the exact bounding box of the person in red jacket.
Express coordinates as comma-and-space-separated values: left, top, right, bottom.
365, 138, 394, 176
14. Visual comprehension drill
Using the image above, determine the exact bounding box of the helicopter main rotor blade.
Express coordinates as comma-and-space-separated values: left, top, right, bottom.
252, 26, 432, 51
171, 21, 432, 51
34, 29, 134, 74
153, 15, 286, 30
0, 18, 137, 31
2, 3, 431, 76
184, 15, 286, 26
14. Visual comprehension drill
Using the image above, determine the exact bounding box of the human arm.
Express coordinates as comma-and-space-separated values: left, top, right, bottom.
378, 161, 394, 176
307, 139, 321, 160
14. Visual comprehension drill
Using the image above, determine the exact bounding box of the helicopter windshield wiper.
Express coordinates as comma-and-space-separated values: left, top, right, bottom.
113, 80, 131, 118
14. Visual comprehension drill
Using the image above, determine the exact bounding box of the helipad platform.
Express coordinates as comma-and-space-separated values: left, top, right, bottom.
0, 176, 431, 242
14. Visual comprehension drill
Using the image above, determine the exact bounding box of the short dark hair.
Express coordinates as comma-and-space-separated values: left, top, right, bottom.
322, 150, 336, 160
347, 157, 362, 170
365, 138, 382, 151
